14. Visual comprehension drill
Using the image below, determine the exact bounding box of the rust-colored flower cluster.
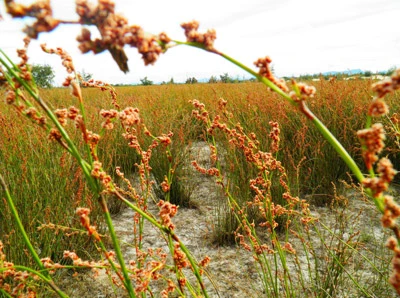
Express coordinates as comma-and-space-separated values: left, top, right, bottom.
367, 70, 400, 117
54, 108, 68, 126
254, 56, 289, 92
160, 176, 170, 193
81, 79, 120, 109
160, 279, 176, 298
6, 0, 171, 72
362, 158, 395, 198
191, 160, 220, 177
173, 243, 190, 270
40, 44, 75, 77
372, 69, 400, 99
5, 0, 60, 38
76, 207, 101, 240
294, 82, 317, 99
126, 248, 168, 294
157, 199, 178, 230
181, 20, 217, 51
358, 69, 399, 173
269, 121, 280, 153
24, 107, 46, 126
63, 250, 109, 278
381, 195, 400, 230
357, 123, 386, 171
91, 161, 112, 189
119, 107, 141, 127
386, 237, 400, 295
100, 108, 118, 130
76, 0, 170, 69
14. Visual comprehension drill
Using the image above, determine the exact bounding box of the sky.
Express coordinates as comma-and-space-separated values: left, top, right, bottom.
0, 0, 400, 85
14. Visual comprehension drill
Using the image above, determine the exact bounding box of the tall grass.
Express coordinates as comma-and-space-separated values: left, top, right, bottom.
1, 1, 400, 297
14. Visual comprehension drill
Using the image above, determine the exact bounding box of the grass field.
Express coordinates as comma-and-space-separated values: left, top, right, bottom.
1, 79, 400, 297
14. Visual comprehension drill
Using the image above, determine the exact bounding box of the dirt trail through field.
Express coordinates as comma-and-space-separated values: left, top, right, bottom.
61, 142, 392, 297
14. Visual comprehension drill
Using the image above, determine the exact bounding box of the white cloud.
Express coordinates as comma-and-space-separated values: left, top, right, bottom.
0, 0, 400, 85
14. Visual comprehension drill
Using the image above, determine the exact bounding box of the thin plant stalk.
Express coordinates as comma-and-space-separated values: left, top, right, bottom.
98, 195, 136, 297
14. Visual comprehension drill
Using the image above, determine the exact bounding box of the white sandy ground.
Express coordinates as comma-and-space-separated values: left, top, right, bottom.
55, 142, 395, 297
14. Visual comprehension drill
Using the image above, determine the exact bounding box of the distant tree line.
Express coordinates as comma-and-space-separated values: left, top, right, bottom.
9, 64, 395, 89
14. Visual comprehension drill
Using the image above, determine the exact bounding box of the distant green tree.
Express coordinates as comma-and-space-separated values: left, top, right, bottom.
185, 77, 198, 84
140, 76, 153, 86
168, 77, 175, 84
208, 75, 218, 83
220, 73, 232, 83
381, 67, 396, 76
79, 69, 93, 81
364, 70, 372, 77
31, 64, 55, 88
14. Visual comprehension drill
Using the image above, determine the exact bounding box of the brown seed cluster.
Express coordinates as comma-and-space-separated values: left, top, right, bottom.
76, 207, 101, 240
129, 249, 167, 293
63, 250, 109, 278
372, 69, 400, 99
40, 44, 77, 89
160, 176, 170, 193
362, 158, 396, 198
181, 20, 217, 51
75, 0, 171, 69
359, 69, 400, 169
269, 121, 280, 153
6, 0, 171, 72
172, 243, 190, 270
81, 78, 120, 109
91, 161, 112, 189
54, 108, 68, 126
5, 0, 60, 38
119, 107, 141, 127
254, 56, 289, 92
381, 196, 400, 229
100, 109, 118, 130
357, 123, 386, 171
368, 98, 389, 117
386, 237, 400, 295
24, 107, 46, 126
157, 200, 178, 230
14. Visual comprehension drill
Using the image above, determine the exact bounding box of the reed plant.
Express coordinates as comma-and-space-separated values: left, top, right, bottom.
1, 1, 400, 297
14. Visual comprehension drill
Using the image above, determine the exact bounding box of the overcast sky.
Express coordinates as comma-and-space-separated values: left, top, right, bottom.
1, 0, 400, 85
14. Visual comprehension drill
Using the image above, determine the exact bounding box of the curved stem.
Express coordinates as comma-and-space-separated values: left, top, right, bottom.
172, 40, 296, 105
0, 265, 68, 298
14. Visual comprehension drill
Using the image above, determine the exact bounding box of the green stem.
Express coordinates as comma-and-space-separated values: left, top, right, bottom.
0, 265, 69, 297
99, 195, 136, 297
309, 111, 384, 212
310, 113, 364, 183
